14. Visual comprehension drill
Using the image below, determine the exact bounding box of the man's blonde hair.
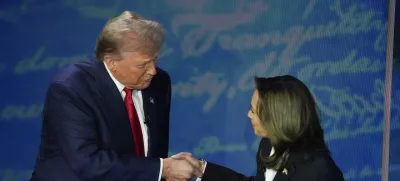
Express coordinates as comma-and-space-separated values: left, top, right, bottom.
95, 11, 165, 60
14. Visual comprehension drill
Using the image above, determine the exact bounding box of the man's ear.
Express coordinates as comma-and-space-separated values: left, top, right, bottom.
103, 56, 117, 71
103, 55, 112, 64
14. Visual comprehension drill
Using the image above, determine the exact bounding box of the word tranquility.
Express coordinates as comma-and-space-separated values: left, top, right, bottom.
173, 0, 385, 58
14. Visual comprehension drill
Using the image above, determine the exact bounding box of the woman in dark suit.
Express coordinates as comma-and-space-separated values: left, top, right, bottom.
174, 75, 344, 181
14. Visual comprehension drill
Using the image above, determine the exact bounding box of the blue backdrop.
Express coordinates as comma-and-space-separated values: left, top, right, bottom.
0, 0, 398, 180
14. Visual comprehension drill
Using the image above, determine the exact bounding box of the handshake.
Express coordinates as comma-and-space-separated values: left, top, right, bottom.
161, 152, 206, 181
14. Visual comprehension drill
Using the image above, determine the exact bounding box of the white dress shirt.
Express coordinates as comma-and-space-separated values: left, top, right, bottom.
104, 62, 163, 181
197, 147, 277, 181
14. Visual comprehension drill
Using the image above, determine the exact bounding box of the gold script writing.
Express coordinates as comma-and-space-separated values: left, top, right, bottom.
0, 169, 32, 181
1, 104, 43, 120
14, 47, 87, 74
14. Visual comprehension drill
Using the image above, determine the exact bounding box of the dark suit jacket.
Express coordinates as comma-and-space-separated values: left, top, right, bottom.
30, 58, 171, 181
202, 138, 344, 181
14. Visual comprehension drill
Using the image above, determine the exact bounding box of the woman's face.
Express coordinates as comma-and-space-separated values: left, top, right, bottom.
248, 90, 268, 137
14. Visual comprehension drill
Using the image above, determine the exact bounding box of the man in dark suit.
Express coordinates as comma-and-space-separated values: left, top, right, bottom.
30, 11, 201, 181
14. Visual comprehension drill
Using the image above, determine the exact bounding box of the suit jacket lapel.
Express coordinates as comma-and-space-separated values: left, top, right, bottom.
142, 87, 158, 157
256, 138, 271, 181
256, 138, 297, 181
92, 59, 136, 154
273, 151, 311, 181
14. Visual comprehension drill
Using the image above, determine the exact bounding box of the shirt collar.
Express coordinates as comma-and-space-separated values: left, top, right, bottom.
270, 147, 275, 156
103, 62, 125, 93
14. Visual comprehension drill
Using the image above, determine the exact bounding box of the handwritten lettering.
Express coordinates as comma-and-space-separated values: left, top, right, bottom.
297, 50, 383, 80
0, 169, 32, 181
172, 0, 267, 35
175, 0, 384, 58
343, 165, 382, 179
1, 104, 43, 121
169, 1, 389, 117
160, 45, 174, 58
13, 45, 172, 75
172, 72, 228, 112
374, 28, 387, 52
172, 0, 267, 58
237, 52, 309, 92
14, 47, 87, 74
61, 1, 120, 20
0, 2, 56, 24
310, 78, 400, 141
193, 136, 247, 156
170, 49, 391, 116
302, 0, 317, 20
251, 137, 262, 152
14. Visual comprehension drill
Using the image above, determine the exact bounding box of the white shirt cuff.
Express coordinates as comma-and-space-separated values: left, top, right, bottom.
196, 161, 207, 181
158, 158, 163, 181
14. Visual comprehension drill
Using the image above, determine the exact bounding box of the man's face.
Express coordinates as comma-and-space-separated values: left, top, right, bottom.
105, 51, 159, 90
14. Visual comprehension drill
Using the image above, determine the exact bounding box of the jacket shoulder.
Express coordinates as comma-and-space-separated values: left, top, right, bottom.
312, 153, 344, 180
50, 58, 95, 87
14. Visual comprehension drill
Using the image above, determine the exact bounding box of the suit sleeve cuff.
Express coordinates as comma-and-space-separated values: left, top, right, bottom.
196, 161, 207, 181
158, 158, 163, 181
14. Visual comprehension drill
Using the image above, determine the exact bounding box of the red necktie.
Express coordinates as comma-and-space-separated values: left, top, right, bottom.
123, 87, 145, 156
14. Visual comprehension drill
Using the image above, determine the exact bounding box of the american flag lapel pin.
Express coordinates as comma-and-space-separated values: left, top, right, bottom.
282, 168, 288, 175
150, 97, 154, 104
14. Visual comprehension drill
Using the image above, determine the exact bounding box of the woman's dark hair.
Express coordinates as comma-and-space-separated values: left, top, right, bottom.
255, 75, 328, 170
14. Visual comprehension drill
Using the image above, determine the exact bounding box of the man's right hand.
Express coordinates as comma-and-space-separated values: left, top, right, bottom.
162, 157, 202, 181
